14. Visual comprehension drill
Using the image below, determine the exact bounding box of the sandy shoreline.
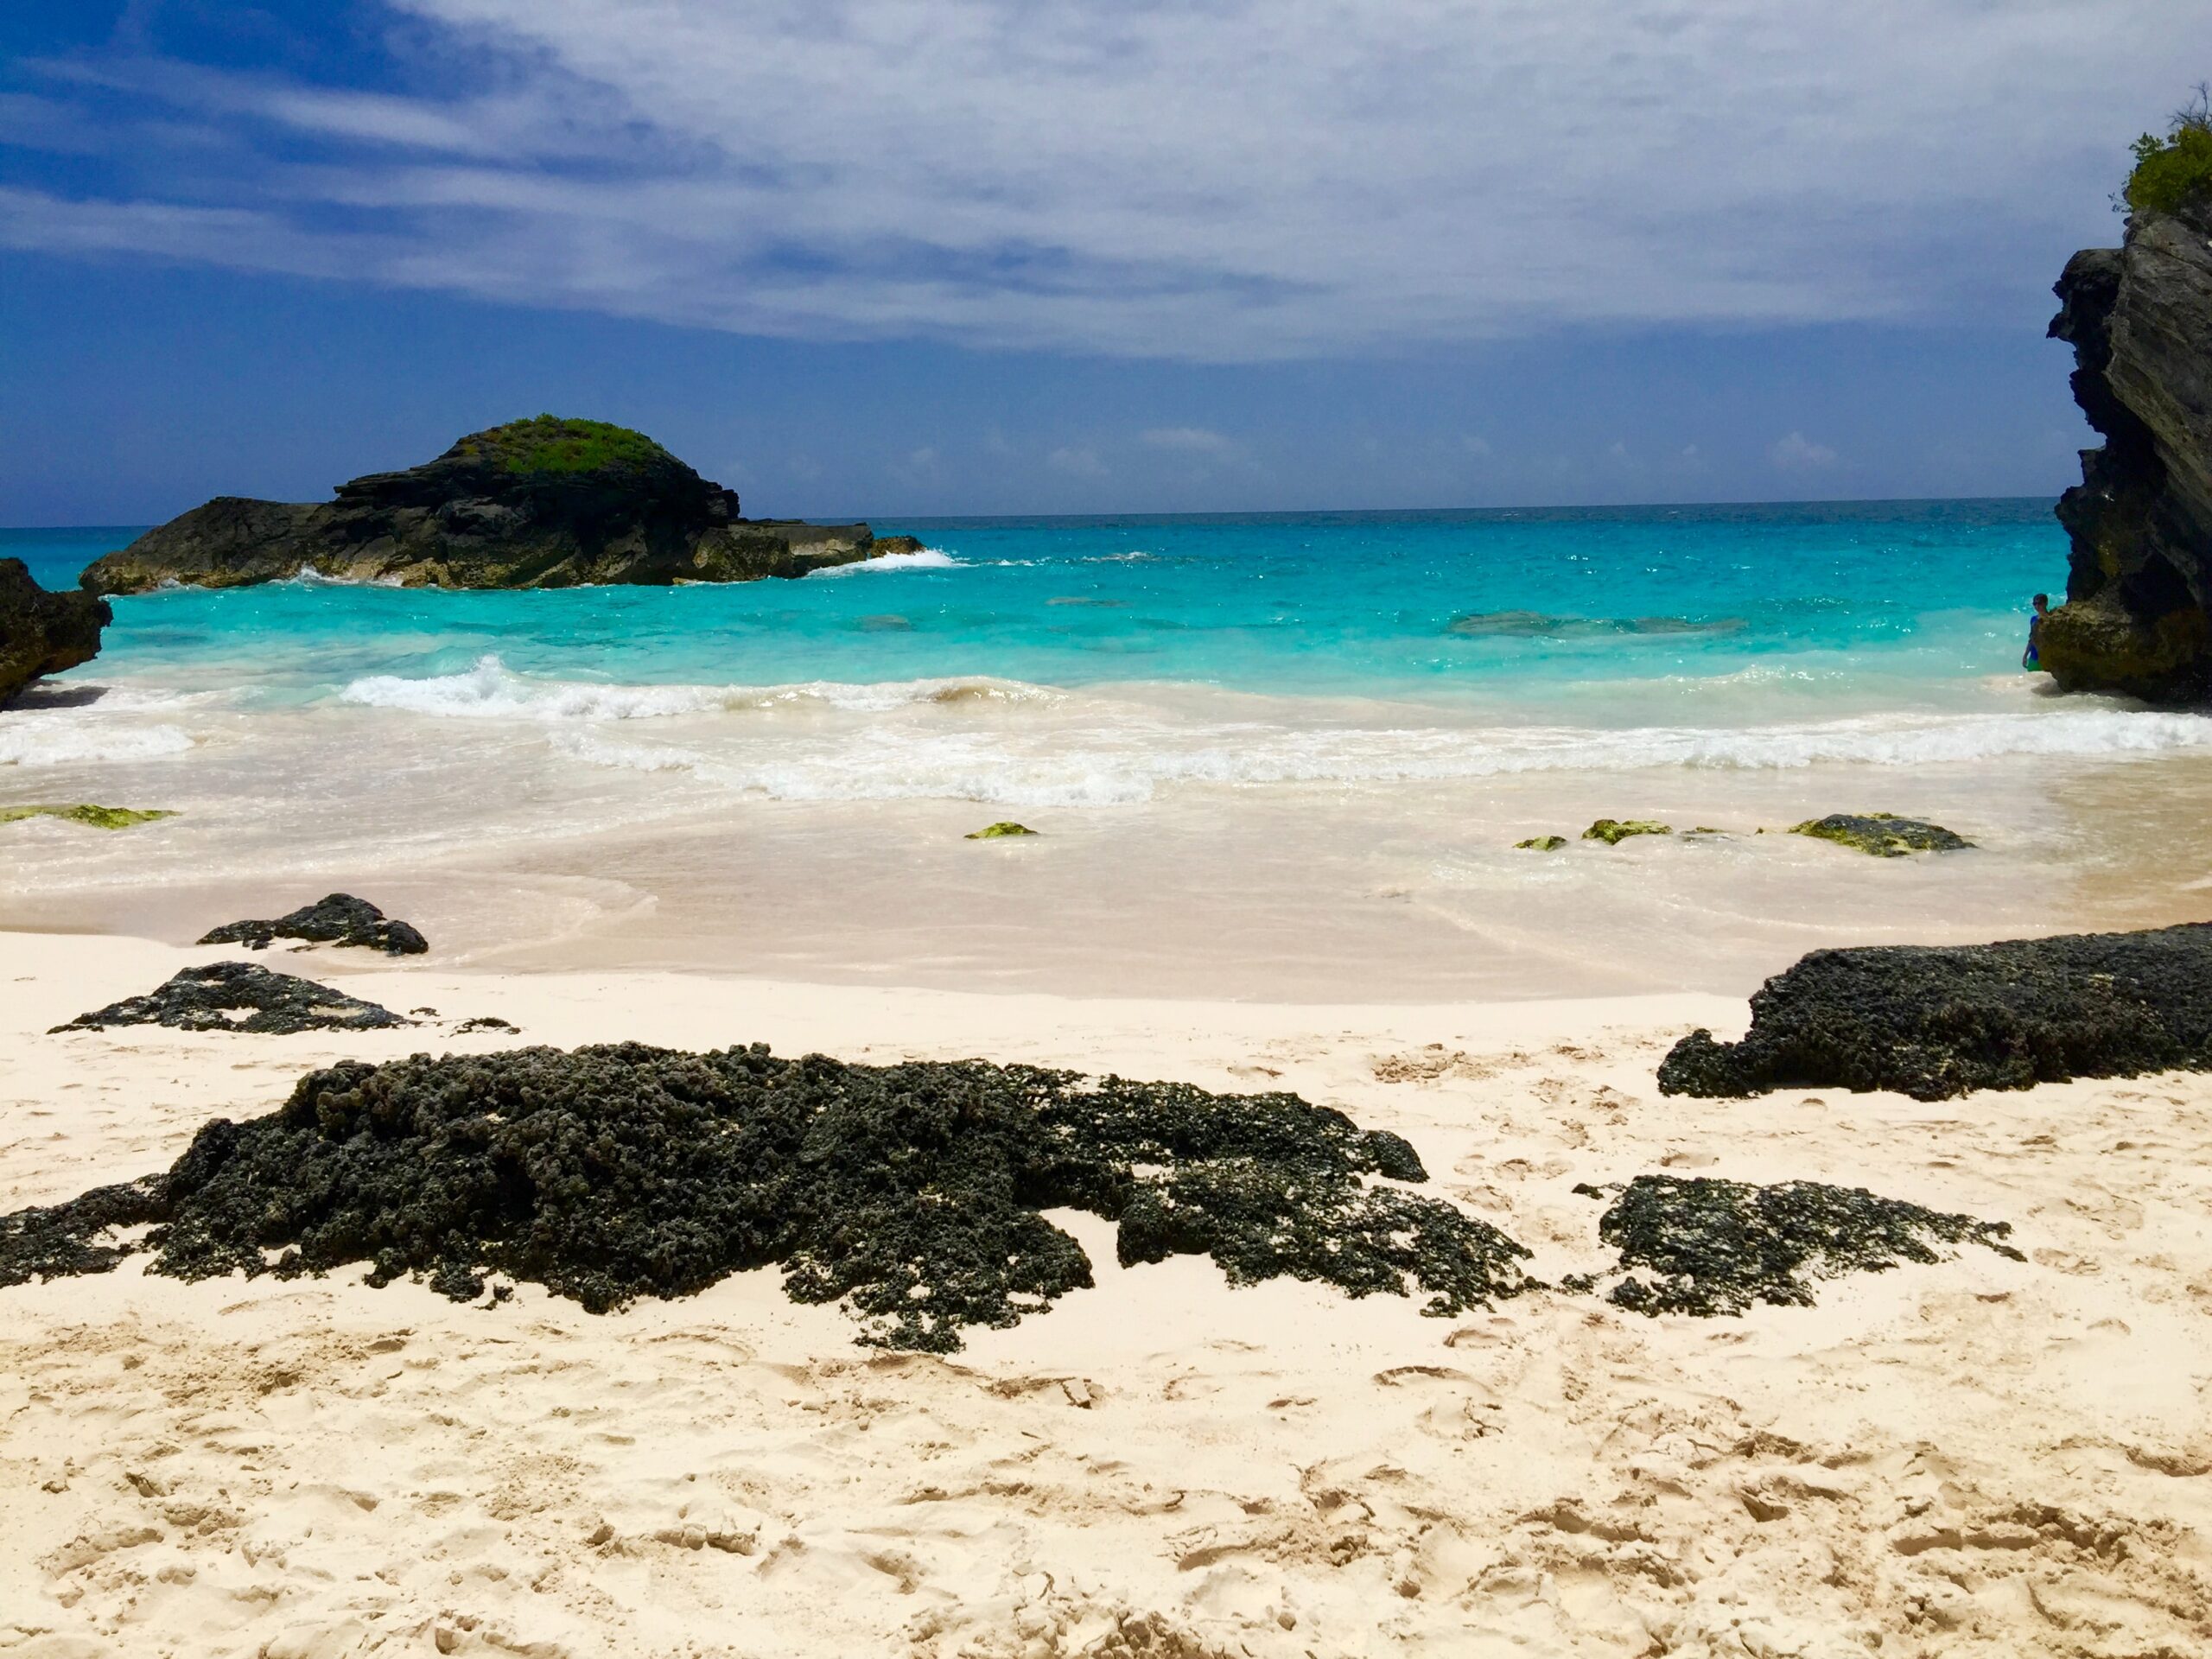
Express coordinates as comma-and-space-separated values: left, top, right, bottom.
4, 933, 2211, 1656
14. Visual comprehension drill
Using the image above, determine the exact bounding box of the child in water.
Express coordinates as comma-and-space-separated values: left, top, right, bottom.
2024, 593, 2049, 670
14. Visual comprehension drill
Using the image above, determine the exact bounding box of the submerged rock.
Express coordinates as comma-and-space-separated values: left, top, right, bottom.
1790, 813, 1972, 857
2037, 200, 2212, 699
198, 893, 429, 956
81, 416, 922, 594
0, 557, 109, 704
967, 821, 1039, 839
0, 804, 174, 831
1515, 834, 1570, 850
1659, 922, 2212, 1101
0, 1044, 1533, 1349
1568, 1175, 2020, 1316
53, 962, 410, 1035
1582, 818, 1670, 845
1447, 611, 1746, 639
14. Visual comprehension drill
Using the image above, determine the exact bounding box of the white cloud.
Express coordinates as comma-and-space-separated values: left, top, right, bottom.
1770, 431, 1840, 470
2, 2, 2196, 359
1047, 445, 1107, 478
1140, 426, 1235, 454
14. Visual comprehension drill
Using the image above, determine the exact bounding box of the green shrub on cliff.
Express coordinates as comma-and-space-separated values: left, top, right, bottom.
2124, 85, 2212, 217
460, 416, 672, 477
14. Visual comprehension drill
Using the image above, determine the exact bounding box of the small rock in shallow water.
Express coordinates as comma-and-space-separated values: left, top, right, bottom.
966, 821, 1039, 839
1567, 1174, 2020, 1316
1790, 813, 1970, 856
1515, 835, 1569, 850
197, 893, 428, 956
1659, 923, 2212, 1100
1582, 818, 1670, 845
0, 1044, 1533, 1349
0, 804, 175, 831
52, 961, 410, 1035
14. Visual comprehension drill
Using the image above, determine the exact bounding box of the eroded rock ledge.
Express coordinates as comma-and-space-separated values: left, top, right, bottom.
2040, 206, 2212, 699
0, 557, 108, 703
81, 416, 922, 595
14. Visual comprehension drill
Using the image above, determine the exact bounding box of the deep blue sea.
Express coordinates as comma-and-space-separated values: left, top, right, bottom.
5, 501, 2062, 716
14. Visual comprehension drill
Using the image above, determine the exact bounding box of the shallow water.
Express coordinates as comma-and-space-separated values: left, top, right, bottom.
5, 504, 2208, 998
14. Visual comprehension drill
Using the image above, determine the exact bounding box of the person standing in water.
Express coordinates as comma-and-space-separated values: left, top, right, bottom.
2024, 592, 2050, 671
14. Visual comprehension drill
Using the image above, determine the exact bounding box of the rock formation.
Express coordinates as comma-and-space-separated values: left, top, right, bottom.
81, 416, 923, 594
0, 558, 108, 703
53, 962, 410, 1035
2038, 204, 2212, 698
199, 893, 429, 956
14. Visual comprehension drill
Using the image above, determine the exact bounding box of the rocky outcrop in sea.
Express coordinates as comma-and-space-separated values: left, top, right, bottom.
0, 557, 108, 704
2039, 201, 2212, 698
81, 416, 923, 594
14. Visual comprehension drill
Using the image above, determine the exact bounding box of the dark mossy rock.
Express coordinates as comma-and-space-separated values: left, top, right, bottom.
0, 804, 174, 830
1515, 834, 1570, 851
1790, 813, 1971, 857
199, 893, 428, 956
1582, 818, 1670, 845
0, 558, 108, 704
0, 1043, 1534, 1349
1566, 1175, 2020, 1316
1659, 922, 2212, 1101
52, 961, 410, 1036
967, 821, 1039, 839
81, 417, 903, 594
2037, 211, 2212, 700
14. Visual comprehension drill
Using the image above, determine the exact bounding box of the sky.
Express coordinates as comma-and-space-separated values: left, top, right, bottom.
0, 1, 2202, 524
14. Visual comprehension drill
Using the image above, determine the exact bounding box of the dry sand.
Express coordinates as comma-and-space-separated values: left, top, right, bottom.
3, 933, 2211, 1657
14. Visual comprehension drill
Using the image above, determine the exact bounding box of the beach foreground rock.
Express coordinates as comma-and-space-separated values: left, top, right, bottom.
52, 961, 410, 1035
198, 893, 429, 956
0, 556, 108, 703
1789, 812, 1971, 856
1659, 922, 2212, 1100
0, 1043, 1533, 1348
2038, 202, 2212, 698
80, 416, 923, 594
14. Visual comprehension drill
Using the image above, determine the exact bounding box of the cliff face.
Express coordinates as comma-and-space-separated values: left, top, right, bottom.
2040, 207, 2212, 699
0, 557, 109, 704
82, 417, 917, 595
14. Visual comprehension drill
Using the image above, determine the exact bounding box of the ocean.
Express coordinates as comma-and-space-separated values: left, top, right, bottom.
7, 501, 2209, 998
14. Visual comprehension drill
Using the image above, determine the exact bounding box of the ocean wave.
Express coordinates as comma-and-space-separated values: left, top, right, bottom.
808, 548, 966, 575
0, 721, 195, 767
337, 654, 1059, 721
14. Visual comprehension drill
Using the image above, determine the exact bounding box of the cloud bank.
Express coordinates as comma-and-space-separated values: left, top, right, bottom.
0, 1, 2193, 360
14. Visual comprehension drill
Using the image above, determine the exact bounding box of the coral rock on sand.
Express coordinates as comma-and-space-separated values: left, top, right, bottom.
1567, 1175, 2020, 1316
0, 1044, 1534, 1348
967, 821, 1039, 839
0, 556, 108, 704
0, 803, 174, 830
1660, 922, 2212, 1100
198, 893, 429, 956
1515, 834, 1570, 850
79, 416, 924, 594
51, 961, 411, 1035
1789, 812, 1971, 856
1582, 818, 1670, 845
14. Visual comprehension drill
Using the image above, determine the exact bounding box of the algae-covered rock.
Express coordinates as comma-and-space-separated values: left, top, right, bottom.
1515, 834, 1570, 851
1790, 813, 1970, 856
967, 821, 1039, 839
199, 893, 428, 956
1582, 819, 1670, 845
52, 961, 410, 1035
1568, 1175, 2020, 1316
81, 416, 900, 594
1658, 922, 2212, 1101
0, 1044, 1535, 1349
0, 804, 175, 831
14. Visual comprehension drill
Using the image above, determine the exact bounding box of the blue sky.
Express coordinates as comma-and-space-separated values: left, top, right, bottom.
0, 2, 2196, 524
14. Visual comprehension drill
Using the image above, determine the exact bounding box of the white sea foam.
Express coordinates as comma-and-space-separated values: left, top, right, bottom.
807, 548, 966, 575
0, 720, 194, 767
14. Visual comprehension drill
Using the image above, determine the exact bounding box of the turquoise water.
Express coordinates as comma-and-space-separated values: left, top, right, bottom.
3, 502, 2060, 713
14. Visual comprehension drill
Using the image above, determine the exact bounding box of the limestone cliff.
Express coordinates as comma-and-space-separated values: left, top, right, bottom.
0, 558, 109, 704
2039, 206, 2212, 698
82, 417, 919, 595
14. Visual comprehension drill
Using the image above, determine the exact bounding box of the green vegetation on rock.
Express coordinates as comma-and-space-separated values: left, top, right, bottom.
967, 821, 1039, 839
1582, 818, 1669, 845
1515, 834, 1569, 851
0, 804, 175, 831
2124, 86, 2212, 217
455, 416, 674, 477
1790, 813, 1969, 857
